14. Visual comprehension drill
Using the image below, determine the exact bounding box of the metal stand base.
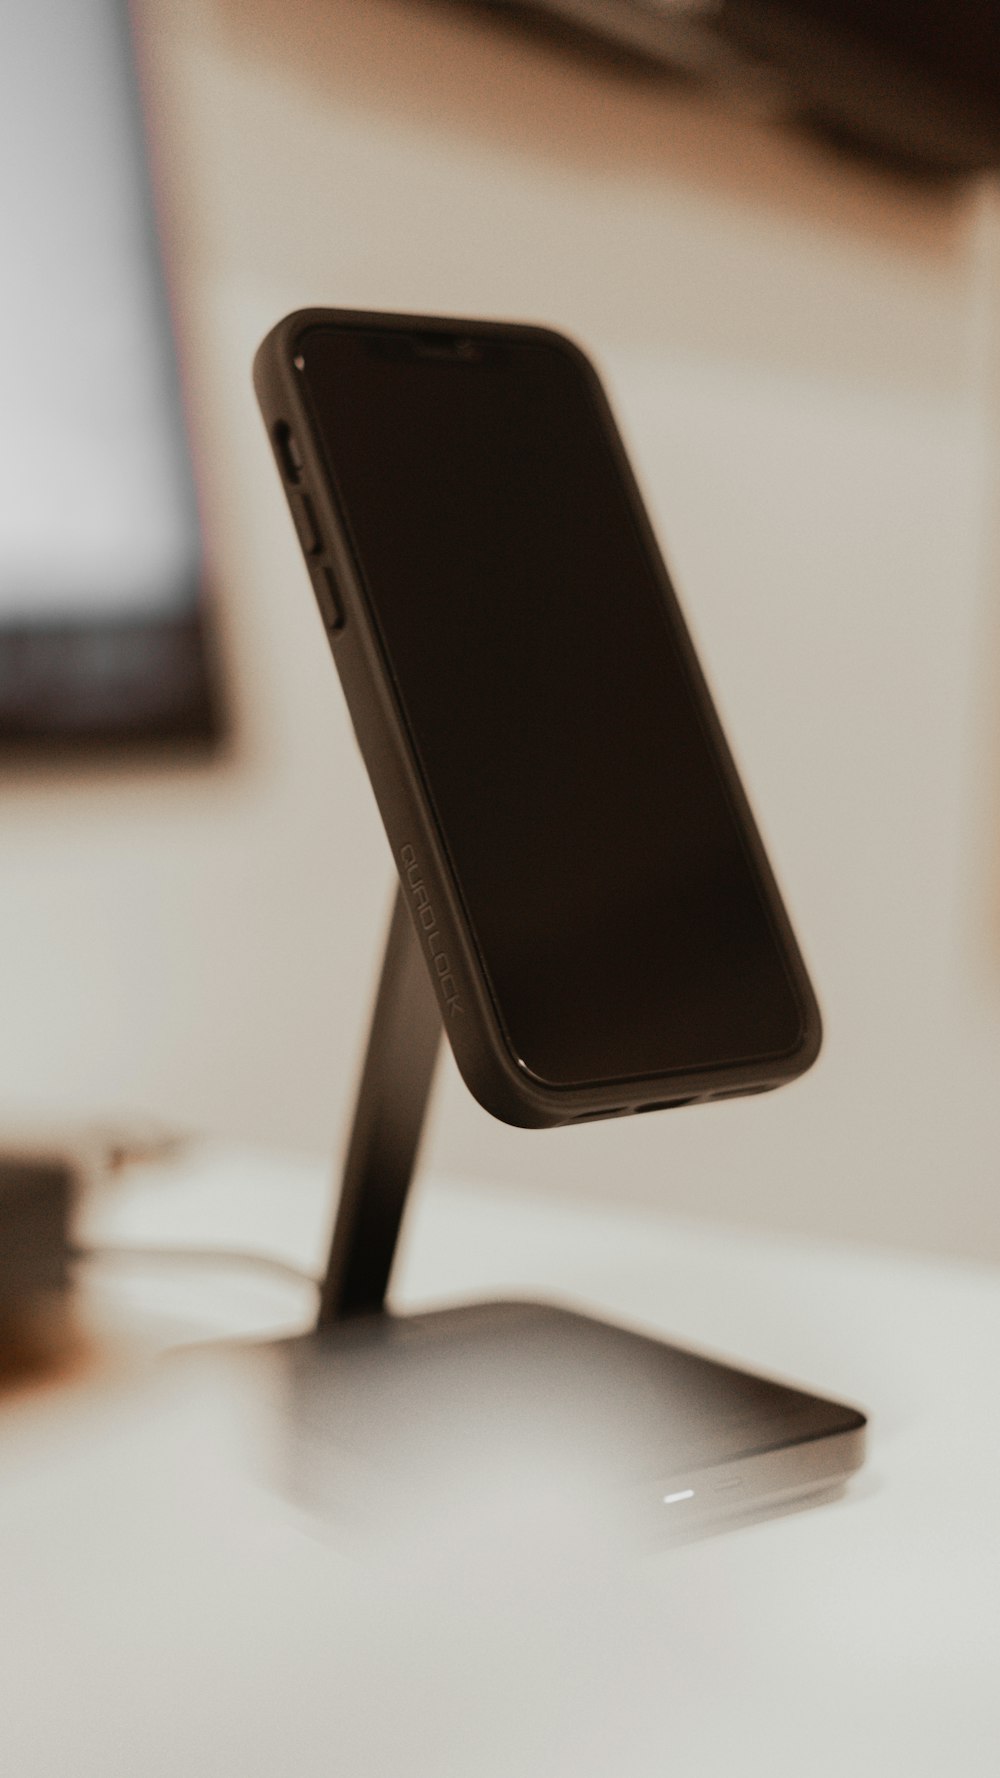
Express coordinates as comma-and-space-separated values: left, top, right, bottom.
220, 884, 861, 1537
254, 1294, 859, 1535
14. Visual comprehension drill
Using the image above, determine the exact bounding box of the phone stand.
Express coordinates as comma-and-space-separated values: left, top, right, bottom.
316, 885, 442, 1326
212, 885, 864, 1537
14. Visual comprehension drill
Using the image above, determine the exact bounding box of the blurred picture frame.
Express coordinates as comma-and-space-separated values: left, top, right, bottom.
0, 0, 221, 757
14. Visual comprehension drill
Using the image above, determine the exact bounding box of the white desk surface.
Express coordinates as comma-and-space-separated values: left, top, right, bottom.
3, 1141, 999, 1777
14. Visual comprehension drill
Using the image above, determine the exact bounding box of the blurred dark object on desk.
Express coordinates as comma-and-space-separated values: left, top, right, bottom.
0, 1151, 72, 1306
0, 1148, 75, 1390
474, 0, 1000, 178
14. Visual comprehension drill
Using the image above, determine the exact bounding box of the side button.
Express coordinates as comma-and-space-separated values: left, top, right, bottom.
289, 491, 322, 556
311, 563, 345, 632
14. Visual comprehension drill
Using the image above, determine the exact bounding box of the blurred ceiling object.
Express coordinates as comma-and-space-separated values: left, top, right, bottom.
476, 0, 1000, 177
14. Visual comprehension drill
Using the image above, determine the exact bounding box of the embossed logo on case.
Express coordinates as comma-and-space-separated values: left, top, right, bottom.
401, 844, 464, 1017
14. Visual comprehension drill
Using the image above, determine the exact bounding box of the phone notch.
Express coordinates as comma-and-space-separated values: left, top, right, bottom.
366, 332, 485, 365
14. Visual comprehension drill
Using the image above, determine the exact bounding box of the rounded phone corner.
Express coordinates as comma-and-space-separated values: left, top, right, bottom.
253, 309, 334, 392
455, 1062, 561, 1131
788, 989, 824, 1081
446, 1031, 568, 1131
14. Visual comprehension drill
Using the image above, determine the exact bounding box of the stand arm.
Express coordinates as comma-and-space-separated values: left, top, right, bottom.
317, 886, 442, 1325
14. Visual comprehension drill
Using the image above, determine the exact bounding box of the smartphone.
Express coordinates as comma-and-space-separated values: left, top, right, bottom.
254, 309, 821, 1128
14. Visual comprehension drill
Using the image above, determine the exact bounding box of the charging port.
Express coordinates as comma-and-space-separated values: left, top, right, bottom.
638, 1096, 699, 1113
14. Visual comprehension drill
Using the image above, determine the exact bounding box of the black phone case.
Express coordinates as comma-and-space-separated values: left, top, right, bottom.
254, 308, 822, 1128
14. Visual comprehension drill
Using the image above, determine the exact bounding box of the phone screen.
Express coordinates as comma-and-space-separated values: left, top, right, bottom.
297, 326, 807, 1090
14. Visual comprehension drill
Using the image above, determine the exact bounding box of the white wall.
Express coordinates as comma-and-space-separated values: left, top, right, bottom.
3, 0, 999, 1261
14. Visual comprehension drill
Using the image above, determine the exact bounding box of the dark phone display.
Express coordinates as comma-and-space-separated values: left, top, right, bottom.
298, 328, 805, 1089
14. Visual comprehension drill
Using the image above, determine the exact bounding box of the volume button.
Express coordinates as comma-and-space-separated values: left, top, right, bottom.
311, 562, 345, 632
289, 491, 322, 556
